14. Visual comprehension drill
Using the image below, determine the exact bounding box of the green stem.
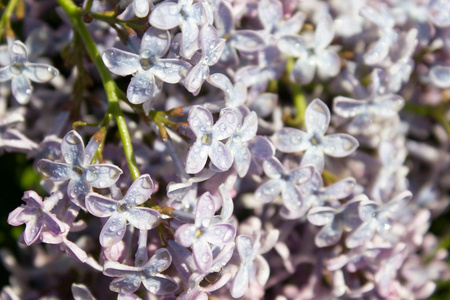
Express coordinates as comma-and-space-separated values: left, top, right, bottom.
285, 58, 307, 127
0, 0, 21, 39
57, 0, 140, 181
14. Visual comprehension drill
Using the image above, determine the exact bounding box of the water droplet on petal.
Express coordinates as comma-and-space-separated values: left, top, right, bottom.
86, 172, 97, 182
109, 168, 119, 179
202, 253, 210, 263
141, 177, 152, 189
98, 180, 107, 188
202, 219, 210, 227
223, 229, 234, 242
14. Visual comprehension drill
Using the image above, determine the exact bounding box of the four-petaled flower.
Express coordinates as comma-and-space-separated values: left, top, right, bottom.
186, 106, 239, 174
0, 40, 58, 104
175, 192, 236, 272
272, 98, 359, 172
38, 130, 123, 207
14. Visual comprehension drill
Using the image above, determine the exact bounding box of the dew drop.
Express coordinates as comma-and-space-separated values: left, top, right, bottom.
223, 229, 234, 242
207, 204, 214, 210
202, 219, 210, 227
66, 132, 81, 145
214, 228, 221, 235
202, 253, 210, 263
98, 180, 107, 188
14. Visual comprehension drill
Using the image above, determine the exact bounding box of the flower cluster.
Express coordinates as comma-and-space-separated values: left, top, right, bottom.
1, 0, 450, 299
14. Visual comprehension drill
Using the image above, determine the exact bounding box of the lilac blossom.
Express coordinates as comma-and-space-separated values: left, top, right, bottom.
38, 130, 123, 207
103, 248, 178, 295
272, 98, 359, 172
429, 65, 450, 88
102, 27, 191, 106
185, 106, 239, 174
207, 73, 247, 109
85, 174, 161, 248
7, 190, 65, 246
174, 192, 236, 273
0, 40, 58, 104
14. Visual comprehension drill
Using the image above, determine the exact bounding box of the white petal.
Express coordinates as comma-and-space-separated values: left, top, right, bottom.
305, 98, 330, 136
321, 134, 359, 157
186, 140, 209, 174
316, 50, 340, 79
276, 35, 307, 58
314, 15, 335, 50
23, 63, 58, 82
140, 27, 170, 58
127, 71, 159, 104
102, 48, 140, 76
149, 2, 181, 29
152, 59, 191, 83
11, 74, 32, 104
210, 140, 233, 171
272, 127, 309, 153
291, 55, 315, 85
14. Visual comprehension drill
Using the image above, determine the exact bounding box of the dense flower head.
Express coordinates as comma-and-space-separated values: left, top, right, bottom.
2, 0, 450, 299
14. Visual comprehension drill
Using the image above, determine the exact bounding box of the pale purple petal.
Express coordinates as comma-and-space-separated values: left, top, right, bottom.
307, 207, 335, 226
24, 218, 41, 245
185, 63, 208, 94
282, 183, 303, 212
102, 48, 140, 76
364, 37, 390, 65
262, 157, 284, 179
236, 235, 253, 259
289, 165, 314, 185
231, 265, 249, 298
133, 0, 150, 18
127, 71, 159, 104
190, 2, 206, 25
0, 66, 13, 82
123, 174, 154, 205
258, 0, 283, 31
254, 255, 270, 285
314, 15, 335, 50
233, 144, 252, 177
315, 222, 342, 247
23, 63, 58, 83
140, 27, 170, 58
233, 30, 265, 52
305, 98, 330, 135
239, 111, 258, 141
301, 148, 325, 172
110, 275, 141, 294
195, 192, 215, 228
152, 59, 191, 83
9, 41, 27, 64
255, 179, 282, 203
61, 130, 85, 166
72, 284, 95, 300
100, 213, 127, 247
321, 134, 359, 157
145, 248, 172, 274
371, 94, 404, 117
38, 160, 73, 181
142, 274, 178, 295
345, 220, 377, 248
215, 1, 233, 34
11, 74, 32, 104
291, 55, 315, 85
272, 127, 309, 153
188, 106, 213, 137
85, 193, 118, 217
175, 224, 196, 247
149, 2, 181, 29
322, 177, 356, 200
42, 213, 64, 236
276, 35, 307, 57
193, 238, 212, 272
180, 20, 200, 59
85, 164, 122, 189
7, 206, 27, 226
333, 96, 367, 118
67, 177, 90, 203
203, 223, 235, 245
210, 140, 233, 171
126, 207, 161, 230
212, 109, 239, 140
316, 50, 340, 79
186, 140, 209, 174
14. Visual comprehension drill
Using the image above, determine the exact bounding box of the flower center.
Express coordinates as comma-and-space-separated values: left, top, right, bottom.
139, 58, 152, 70
11, 62, 24, 75
202, 133, 213, 146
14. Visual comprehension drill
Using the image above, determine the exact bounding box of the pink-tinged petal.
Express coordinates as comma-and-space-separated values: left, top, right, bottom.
193, 238, 212, 272
142, 274, 178, 295
63, 239, 88, 263
233, 30, 265, 53
102, 48, 140, 76
123, 174, 154, 205
0, 66, 13, 82
38, 159, 73, 181
314, 15, 335, 50
291, 55, 315, 85
212, 109, 239, 140
85, 164, 122, 189
127, 71, 160, 104
255, 179, 282, 203
231, 264, 249, 298
140, 27, 170, 58
100, 213, 127, 247
11, 74, 32, 104
85, 193, 118, 217
258, 0, 282, 31
145, 248, 172, 274
42, 213, 64, 235
175, 223, 196, 247
180, 20, 200, 59
24, 218, 41, 245
203, 223, 235, 245
345, 220, 377, 248
186, 140, 209, 174
126, 207, 161, 230
307, 207, 336, 226
305, 98, 330, 135
195, 192, 215, 228
149, 2, 181, 30
210, 140, 233, 171
7, 206, 27, 226
72, 283, 95, 300
333, 96, 367, 118
282, 183, 303, 212
316, 50, 340, 79
321, 134, 359, 157
430, 65, 450, 89
185, 63, 208, 94
251, 136, 275, 160
188, 106, 213, 137
23, 63, 58, 83
277, 35, 307, 58
61, 130, 85, 166
152, 59, 191, 83
315, 222, 342, 248
301, 148, 325, 172
9, 41, 27, 64
110, 275, 141, 294
272, 127, 309, 153
254, 255, 270, 285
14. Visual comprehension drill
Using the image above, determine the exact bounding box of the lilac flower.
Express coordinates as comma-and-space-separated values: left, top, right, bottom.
86, 174, 161, 248
149, 0, 207, 59
346, 191, 413, 248
429, 65, 450, 88
207, 73, 247, 108
0, 40, 58, 104
333, 69, 405, 135
102, 27, 191, 106
231, 233, 270, 298
272, 99, 359, 172
277, 15, 340, 84
307, 199, 362, 248
186, 106, 239, 174
254, 157, 314, 212
38, 130, 123, 207
185, 24, 225, 95
175, 192, 236, 272
103, 248, 178, 295
7, 190, 64, 246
